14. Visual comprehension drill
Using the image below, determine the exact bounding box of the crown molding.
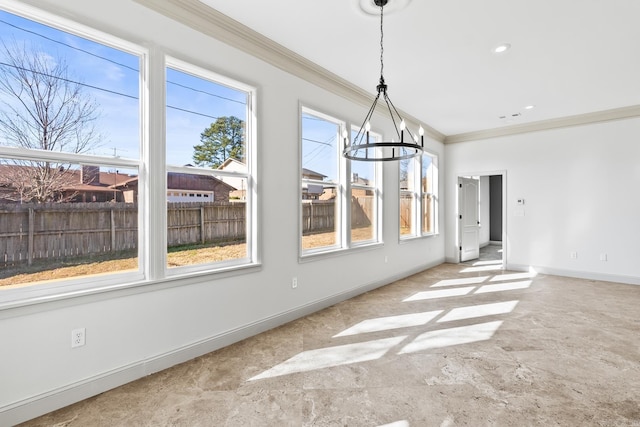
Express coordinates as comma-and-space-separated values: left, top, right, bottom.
445, 105, 640, 144
133, 0, 446, 143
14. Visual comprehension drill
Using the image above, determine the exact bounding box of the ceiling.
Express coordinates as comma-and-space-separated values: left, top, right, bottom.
197, 0, 640, 139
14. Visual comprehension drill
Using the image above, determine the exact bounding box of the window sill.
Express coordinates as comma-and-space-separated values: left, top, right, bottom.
399, 232, 439, 244
0, 262, 262, 319
299, 241, 383, 263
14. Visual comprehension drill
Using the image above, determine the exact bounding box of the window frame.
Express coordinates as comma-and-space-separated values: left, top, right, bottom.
299, 106, 346, 256
299, 105, 383, 260
164, 56, 258, 277
348, 125, 382, 247
0, 4, 261, 308
399, 149, 439, 241
0, 3, 147, 305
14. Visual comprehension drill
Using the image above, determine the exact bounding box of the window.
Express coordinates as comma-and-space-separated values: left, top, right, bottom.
300, 107, 382, 256
300, 109, 343, 252
165, 58, 255, 272
350, 128, 380, 245
421, 153, 437, 234
400, 151, 438, 239
0, 6, 259, 298
0, 8, 142, 288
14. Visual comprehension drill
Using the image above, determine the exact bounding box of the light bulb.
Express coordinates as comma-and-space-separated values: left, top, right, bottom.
365, 122, 371, 132
419, 126, 424, 136
400, 120, 405, 130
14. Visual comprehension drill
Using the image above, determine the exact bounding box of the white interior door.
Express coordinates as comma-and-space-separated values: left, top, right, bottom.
459, 177, 480, 262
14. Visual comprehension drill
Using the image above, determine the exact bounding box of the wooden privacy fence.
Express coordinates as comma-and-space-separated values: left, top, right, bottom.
167, 202, 245, 246
0, 202, 137, 267
0, 202, 246, 267
0, 198, 376, 267
302, 197, 374, 233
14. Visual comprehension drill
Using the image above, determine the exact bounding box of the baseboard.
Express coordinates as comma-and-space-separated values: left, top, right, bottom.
1, 258, 444, 426
507, 263, 640, 286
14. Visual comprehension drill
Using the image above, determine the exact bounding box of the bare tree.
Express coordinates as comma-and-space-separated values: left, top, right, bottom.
0, 41, 102, 202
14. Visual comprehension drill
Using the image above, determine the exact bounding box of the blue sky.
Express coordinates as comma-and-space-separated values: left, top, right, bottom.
0, 10, 140, 158
0, 8, 374, 182
302, 113, 375, 183
0, 9, 246, 168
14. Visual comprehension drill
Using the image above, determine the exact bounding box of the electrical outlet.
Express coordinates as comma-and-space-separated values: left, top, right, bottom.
292, 277, 298, 289
71, 328, 86, 348
600, 253, 608, 261
570, 251, 577, 259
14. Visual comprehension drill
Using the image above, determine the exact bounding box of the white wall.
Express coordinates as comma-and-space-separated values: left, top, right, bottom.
0, 0, 445, 424
445, 117, 640, 284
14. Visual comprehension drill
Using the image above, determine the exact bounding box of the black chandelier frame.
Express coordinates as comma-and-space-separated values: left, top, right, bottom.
343, 0, 424, 162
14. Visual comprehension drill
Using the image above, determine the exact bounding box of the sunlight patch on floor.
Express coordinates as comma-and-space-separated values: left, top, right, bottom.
437, 300, 519, 323
460, 264, 504, 273
398, 321, 503, 354
377, 421, 410, 427
403, 286, 475, 302
490, 271, 537, 282
333, 310, 443, 338
249, 336, 407, 381
250, 265, 532, 382
472, 260, 503, 266
475, 280, 532, 294
431, 276, 489, 287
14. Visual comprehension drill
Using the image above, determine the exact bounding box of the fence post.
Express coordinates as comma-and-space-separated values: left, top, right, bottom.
28, 207, 34, 266
200, 205, 205, 245
110, 208, 116, 252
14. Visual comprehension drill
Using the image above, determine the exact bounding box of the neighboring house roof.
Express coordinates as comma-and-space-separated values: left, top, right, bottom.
302, 168, 326, 180
117, 172, 237, 192
0, 164, 124, 188
0, 165, 236, 196
218, 158, 246, 171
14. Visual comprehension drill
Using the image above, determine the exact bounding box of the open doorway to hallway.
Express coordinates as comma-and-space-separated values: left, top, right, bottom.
458, 172, 506, 266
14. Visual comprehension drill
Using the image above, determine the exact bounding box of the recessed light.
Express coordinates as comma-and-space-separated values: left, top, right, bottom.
493, 43, 511, 54
524, 105, 535, 110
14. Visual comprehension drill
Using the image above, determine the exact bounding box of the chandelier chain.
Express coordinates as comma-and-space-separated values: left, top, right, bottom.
379, 2, 384, 81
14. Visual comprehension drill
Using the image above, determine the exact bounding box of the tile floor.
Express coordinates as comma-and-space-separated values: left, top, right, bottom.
19, 261, 640, 427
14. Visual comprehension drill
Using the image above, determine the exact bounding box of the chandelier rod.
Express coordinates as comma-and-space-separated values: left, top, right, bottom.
379, 1, 384, 83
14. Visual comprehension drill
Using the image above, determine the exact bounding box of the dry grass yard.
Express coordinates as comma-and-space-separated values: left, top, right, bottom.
0, 227, 375, 288
0, 243, 245, 288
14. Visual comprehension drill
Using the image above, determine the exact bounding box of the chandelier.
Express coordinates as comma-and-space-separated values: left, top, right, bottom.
343, 0, 424, 162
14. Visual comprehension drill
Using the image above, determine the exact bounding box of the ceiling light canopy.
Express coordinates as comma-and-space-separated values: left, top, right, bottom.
343, 0, 424, 162
493, 43, 511, 54
357, 0, 412, 15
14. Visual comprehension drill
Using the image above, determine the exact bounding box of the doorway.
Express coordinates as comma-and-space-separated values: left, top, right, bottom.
457, 172, 506, 265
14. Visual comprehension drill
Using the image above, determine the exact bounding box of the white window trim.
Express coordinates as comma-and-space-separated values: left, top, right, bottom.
299, 105, 345, 258
421, 151, 439, 237
400, 150, 439, 241
164, 56, 258, 278
348, 127, 382, 247
0, 4, 260, 309
299, 106, 383, 259
0, 2, 148, 307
